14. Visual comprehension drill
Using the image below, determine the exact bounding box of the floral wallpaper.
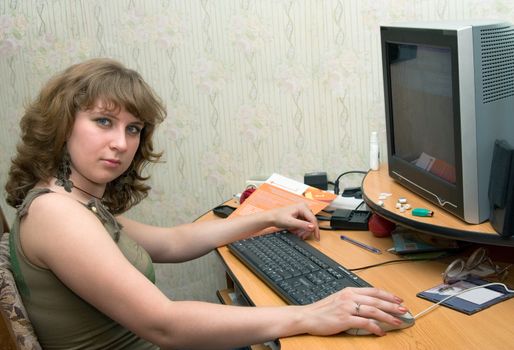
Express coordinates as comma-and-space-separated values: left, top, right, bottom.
1, 0, 514, 302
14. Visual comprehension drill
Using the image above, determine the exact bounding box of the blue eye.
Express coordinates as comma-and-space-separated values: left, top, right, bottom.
96, 117, 112, 127
127, 125, 142, 135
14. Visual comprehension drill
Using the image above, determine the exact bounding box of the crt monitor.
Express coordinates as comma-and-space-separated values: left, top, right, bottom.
380, 20, 514, 224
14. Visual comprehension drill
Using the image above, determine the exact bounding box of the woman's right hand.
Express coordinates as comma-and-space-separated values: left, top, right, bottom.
299, 287, 409, 336
267, 202, 320, 241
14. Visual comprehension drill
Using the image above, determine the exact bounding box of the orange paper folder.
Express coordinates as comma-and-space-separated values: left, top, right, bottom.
230, 183, 331, 219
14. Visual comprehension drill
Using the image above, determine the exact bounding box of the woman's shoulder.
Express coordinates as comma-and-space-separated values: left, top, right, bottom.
17, 189, 105, 269
22, 188, 92, 223
29, 188, 84, 207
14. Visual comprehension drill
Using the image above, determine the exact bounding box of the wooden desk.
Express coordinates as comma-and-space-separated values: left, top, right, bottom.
203, 202, 514, 350
362, 165, 514, 247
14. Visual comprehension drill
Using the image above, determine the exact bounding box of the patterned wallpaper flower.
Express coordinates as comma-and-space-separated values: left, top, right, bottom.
274, 61, 310, 95
0, 13, 27, 57
319, 49, 367, 98
28, 33, 91, 77
120, 7, 187, 49
191, 56, 230, 95
229, 12, 271, 55
235, 103, 274, 145
469, 0, 514, 17
200, 150, 241, 189
163, 104, 197, 142
276, 150, 317, 180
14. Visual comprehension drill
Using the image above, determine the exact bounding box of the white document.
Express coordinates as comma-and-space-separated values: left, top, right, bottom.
265, 173, 309, 195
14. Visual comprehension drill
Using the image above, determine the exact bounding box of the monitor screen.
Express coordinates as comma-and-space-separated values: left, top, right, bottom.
388, 42, 456, 184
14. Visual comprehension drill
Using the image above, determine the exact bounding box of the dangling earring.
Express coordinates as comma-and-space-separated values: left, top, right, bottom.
55, 149, 73, 192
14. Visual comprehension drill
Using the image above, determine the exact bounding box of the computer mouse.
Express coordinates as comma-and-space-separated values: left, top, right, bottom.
344, 310, 415, 335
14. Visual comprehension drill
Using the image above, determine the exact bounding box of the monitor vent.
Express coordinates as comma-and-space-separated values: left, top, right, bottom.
480, 25, 514, 103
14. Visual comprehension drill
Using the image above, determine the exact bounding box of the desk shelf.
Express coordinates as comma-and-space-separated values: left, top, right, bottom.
362, 165, 514, 247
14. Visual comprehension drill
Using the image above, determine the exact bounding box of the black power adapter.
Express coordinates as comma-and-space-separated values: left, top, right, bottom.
330, 209, 371, 230
304, 171, 328, 190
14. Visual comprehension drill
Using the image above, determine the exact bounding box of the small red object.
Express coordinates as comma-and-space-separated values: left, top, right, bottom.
368, 213, 396, 237
240, 187, 256, 204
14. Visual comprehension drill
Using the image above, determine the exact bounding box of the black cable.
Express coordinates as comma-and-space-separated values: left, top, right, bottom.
333, 170, 367, 195
349, 253, 452, 272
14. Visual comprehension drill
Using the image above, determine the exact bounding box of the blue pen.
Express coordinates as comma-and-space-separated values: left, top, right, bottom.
340, 235, 382, 254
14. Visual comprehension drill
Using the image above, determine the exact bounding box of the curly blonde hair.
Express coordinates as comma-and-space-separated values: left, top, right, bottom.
5, 58, 166, 214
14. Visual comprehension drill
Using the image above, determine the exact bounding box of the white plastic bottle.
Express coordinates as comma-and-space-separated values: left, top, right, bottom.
369, 131, 380, 171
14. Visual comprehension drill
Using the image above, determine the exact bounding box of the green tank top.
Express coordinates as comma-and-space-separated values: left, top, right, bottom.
9, 188, 159, 350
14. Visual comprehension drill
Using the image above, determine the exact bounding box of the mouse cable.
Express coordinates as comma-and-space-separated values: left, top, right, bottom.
413, 282, 514, 320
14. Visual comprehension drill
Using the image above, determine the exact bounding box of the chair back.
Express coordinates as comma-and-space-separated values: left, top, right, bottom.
0, 204, 42, 350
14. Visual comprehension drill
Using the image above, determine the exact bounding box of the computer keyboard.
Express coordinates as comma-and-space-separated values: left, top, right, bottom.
228, 230, 372, 305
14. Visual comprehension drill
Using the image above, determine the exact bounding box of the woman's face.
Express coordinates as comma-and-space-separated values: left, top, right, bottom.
66, 99, 144, 189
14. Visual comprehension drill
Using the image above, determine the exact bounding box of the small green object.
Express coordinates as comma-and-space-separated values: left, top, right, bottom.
412, 208, 434, 217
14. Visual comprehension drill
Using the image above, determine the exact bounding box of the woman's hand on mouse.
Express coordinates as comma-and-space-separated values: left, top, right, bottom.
297, 287, 409, 336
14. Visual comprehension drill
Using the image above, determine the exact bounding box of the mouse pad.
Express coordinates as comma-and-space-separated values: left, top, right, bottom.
417, 278, 514, 315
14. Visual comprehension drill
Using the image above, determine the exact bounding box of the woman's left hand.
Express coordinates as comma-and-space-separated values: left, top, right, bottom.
270, 203, 320, 241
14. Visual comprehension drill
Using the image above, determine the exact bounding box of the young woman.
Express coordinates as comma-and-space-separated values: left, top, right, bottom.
5, 58, 409, 349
